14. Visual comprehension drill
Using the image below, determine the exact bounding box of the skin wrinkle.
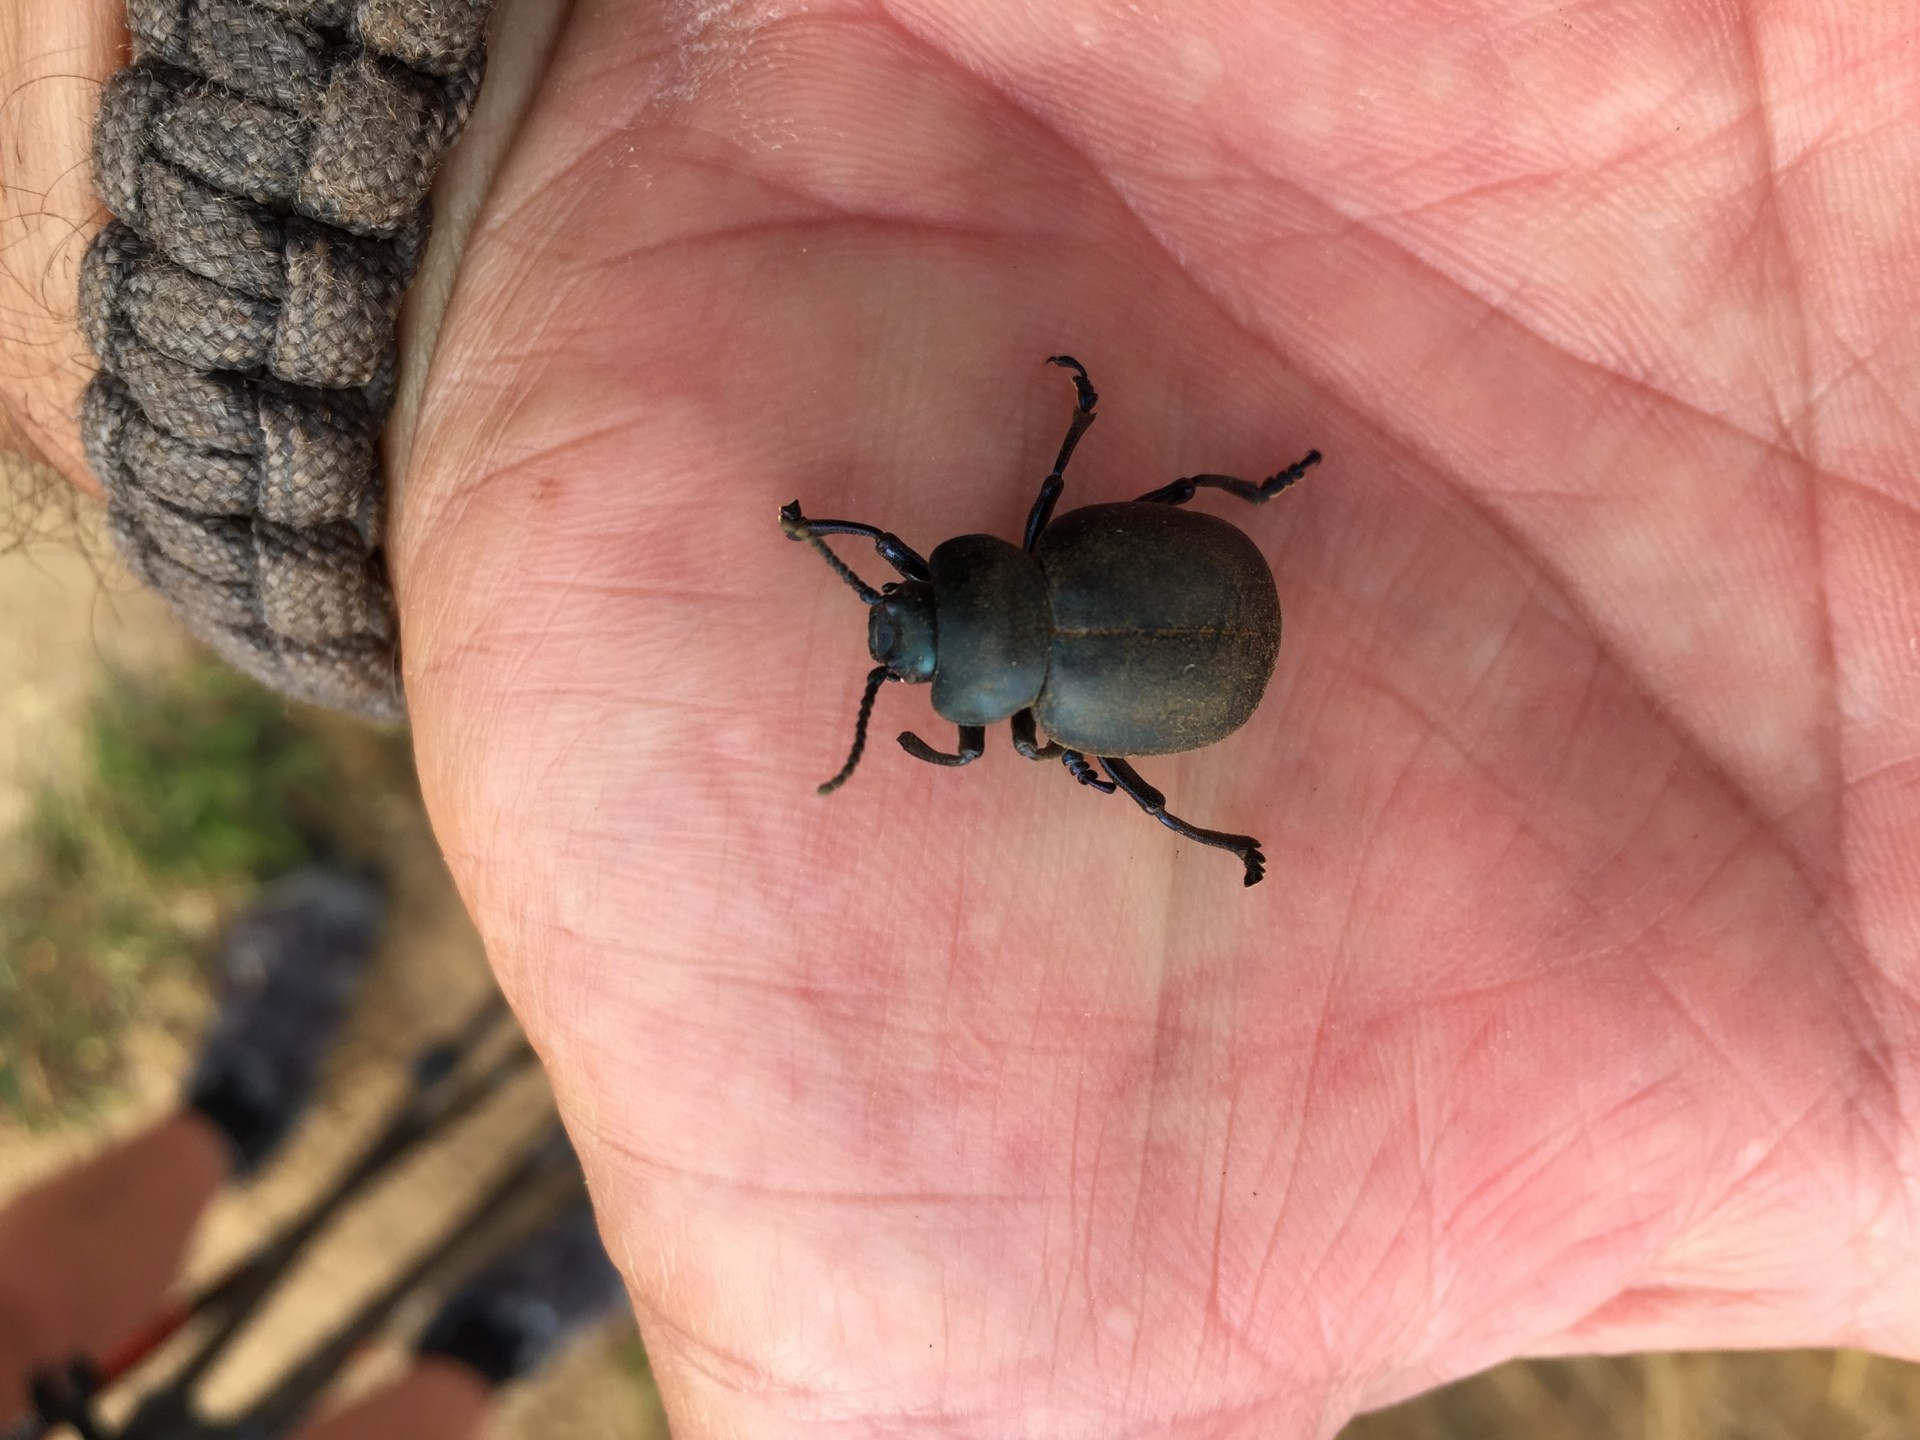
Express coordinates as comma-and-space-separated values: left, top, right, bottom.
1571, 749, 1702, 910
1634, 1094, 1812, 1267
1626, 947, 1787, 1140
719, 12, 1085, 226
1752, 857, 1906, 1180
1040, 47, 1858, 494
1125, 1242, 1289, 1426
1408, 1042, 1442, 1370
1065, 1031, 1111, 1379
519, 140, 838, 256
1020, 85, 1855, 914
1540, 1218, 1749, 1307
1412, 252, 1844, 913
507, 10, 1051, 260
1806, 337, 1920, 454
1198, 1016, 1243, 1366
1337, 662, 1617, 880
1345, 48, 1759, 226
1538, 646, 1608, 819
1709, 1090, 1862, 1227
1361, 345, 1847, 883
978, 69, 1855, 868
1731, 0, 1815, 454
1778, 45, 1920, 1319
1846, 752, 1920, 793
1236, 954, 1339, 1363
1447, 1074, 1682, 1302
1289, 1119, 1415, 1353
1362, 776, 1838, 1353
1113, 956, 1175, 1395
1315, 19, 1809, 420
1347, 1158, 1437, 1359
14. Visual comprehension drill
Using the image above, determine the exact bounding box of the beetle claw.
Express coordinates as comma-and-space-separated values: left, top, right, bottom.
1045, 355, 1096, 412
1061, 752, 1116, 792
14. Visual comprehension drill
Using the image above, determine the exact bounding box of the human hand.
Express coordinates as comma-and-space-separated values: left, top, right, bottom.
12, 0, 1920, 1434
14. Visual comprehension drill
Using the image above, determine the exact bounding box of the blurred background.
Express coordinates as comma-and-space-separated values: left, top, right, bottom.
4, 471, 1918, 1437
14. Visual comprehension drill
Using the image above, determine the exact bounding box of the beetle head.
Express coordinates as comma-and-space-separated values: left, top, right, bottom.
867, 583, 936, 683
779, 500, 935, 793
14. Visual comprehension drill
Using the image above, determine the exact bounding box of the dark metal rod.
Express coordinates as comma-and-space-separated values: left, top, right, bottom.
169, 996, 528, 1392
238, 1127, 580, 1440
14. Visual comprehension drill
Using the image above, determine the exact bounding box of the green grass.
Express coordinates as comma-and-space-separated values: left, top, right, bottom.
612, 1332, 675, 1434
0, 660, 346, 1122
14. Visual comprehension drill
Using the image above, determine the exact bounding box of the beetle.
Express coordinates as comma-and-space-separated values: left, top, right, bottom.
780, 356, 1318, 885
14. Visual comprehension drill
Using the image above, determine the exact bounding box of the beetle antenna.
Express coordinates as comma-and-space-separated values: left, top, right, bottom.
782, 502, 882, 604
819, 665, 891, 795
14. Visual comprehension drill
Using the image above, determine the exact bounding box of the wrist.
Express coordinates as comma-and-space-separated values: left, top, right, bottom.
41, 0, 563, 718
380, 0, 572, 498
0, 0, 124, 493
0, 0, 562, 506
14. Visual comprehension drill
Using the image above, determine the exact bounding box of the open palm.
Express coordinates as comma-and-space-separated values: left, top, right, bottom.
391, 1, 1920, 1434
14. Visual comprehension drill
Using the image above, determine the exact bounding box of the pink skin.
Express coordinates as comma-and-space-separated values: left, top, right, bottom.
9, 0, 1920, 1435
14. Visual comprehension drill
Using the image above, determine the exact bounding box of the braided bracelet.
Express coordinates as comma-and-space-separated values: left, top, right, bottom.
79, 0, 496, 722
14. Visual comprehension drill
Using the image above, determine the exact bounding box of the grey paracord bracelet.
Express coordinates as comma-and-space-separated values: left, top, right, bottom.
78, 0, 497, 722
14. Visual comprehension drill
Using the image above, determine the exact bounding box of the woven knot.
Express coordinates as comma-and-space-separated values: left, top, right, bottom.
81, 0, 495, 720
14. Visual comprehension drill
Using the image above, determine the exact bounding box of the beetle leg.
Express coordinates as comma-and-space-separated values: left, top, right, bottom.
1095, 757, 1267, 886
1011, 709, 1064, 761
779, 502, 933, 583
1060, 750, 1116, 792
1135, 450, 1321, 507
898, 725, 986, 767
1022, 356, 1099, 552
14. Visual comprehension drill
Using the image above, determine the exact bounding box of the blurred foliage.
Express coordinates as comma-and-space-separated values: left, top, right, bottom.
614, 1334, 653, 1382
0, 660, 343, 1122
613, 1333, 674, 1434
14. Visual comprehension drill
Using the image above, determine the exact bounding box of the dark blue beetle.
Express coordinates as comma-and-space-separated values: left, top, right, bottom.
781, 357, 1317, 885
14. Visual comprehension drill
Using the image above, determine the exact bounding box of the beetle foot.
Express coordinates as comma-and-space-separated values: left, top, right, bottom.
1240, 843, 1267, 887
1256, 449, 1322, 500
1046, 355, 1096, 411
1062, 751, 1116, 792
778, 500, 807, 537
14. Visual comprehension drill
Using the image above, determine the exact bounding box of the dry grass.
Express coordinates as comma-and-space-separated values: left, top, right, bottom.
1347, 1350, 1920, 1439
